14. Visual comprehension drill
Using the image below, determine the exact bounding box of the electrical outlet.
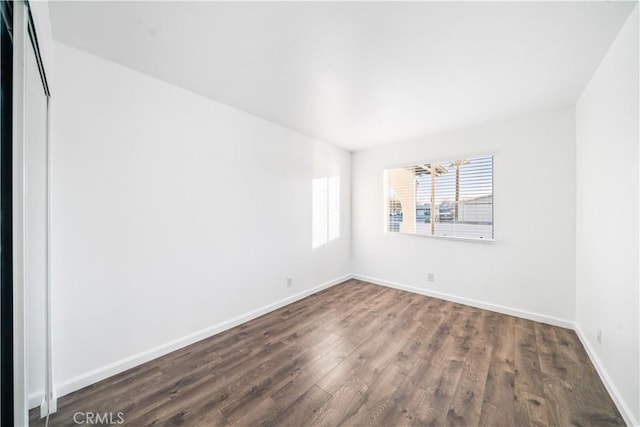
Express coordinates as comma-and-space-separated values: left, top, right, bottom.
286, 277, 293, 287
427, 272, 435, 282
597, 329, 602, 344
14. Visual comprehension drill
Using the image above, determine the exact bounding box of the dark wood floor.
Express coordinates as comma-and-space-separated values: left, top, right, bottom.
30, 280, 624, 426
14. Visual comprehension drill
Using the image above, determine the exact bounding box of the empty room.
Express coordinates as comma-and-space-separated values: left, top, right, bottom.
1, 0, 639, 426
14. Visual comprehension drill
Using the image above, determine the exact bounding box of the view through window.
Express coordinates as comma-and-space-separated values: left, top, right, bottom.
385, 155, 493, 240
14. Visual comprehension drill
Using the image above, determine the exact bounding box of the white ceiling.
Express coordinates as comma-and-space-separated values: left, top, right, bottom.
49, 1, 636, 151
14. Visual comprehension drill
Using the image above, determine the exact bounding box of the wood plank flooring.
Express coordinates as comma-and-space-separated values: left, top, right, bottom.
29, 280, 625, 426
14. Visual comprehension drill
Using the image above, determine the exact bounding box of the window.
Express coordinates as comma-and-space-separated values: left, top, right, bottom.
385, 155, 493, 240
312, 176, 340, 248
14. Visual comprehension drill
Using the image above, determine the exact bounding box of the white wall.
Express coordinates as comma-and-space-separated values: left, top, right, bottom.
49, 42, 351, 399
576, 6, 640, 425
352, 107, 577, 326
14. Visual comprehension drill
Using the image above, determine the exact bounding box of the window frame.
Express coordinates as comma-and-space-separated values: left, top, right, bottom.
383, 153, 495, 243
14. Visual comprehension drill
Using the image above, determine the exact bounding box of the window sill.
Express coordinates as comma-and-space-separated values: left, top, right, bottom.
383, 231, 494, 244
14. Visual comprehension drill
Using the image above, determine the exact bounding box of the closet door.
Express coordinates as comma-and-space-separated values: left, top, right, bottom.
25, 11, 48, 417
10, 1, 51, 423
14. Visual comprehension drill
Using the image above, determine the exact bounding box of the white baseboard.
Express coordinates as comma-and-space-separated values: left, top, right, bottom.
39, 395, 57, 419
27, 391, 57, 416
352, 274, 574, 329
574, 324, 639, 427
50, 274, 350, 403
28, 391, 42, 410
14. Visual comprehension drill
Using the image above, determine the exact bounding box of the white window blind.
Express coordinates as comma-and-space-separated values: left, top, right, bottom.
313, 176, 340, 248
385, 155, 493, 240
